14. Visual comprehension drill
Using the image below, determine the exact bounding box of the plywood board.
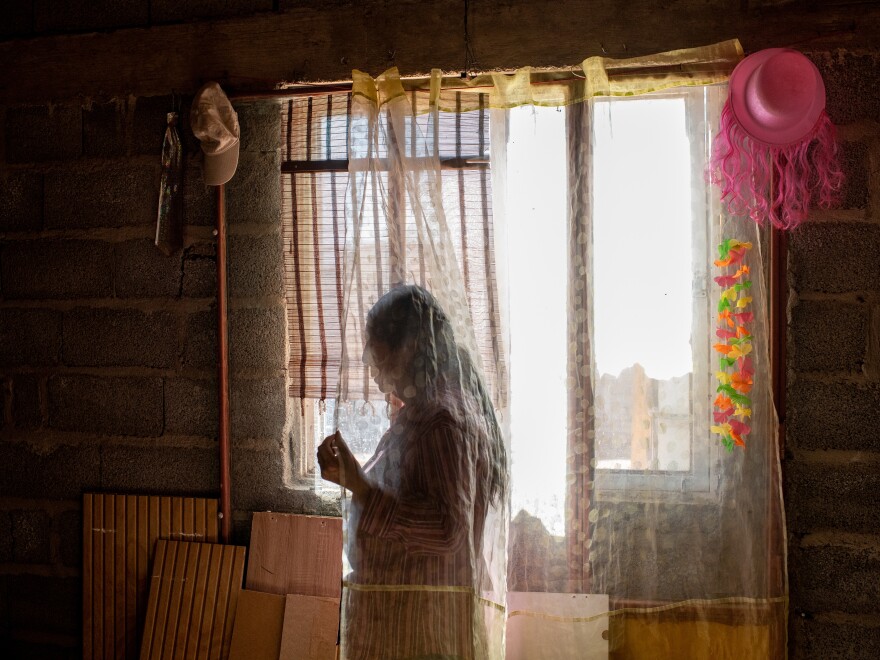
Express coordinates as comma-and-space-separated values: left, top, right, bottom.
279, 594, 340, 660
228, 590, 286, 660
506, 592, 610, 660
139, 540, 246, 660
83, 494, 220, 660
246, 513, 342, 598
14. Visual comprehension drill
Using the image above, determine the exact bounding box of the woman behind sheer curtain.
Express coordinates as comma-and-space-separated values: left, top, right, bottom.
319, 285, 508, 660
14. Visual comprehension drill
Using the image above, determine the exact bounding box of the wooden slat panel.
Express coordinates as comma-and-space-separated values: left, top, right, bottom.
126, 497, 139, 660
221, 548, 246, 660
103, 496, 115, 658
196, 544, 222, 660
137, 541, 245, 660
83, 494, 94, 660
246, 513, 343, 598
82, 494, 220, 660
139, 537, 168, 660
94, 495, 105, 660
173, 540, 201, 658
115, 494, 126, 660
162, 541, 189, 658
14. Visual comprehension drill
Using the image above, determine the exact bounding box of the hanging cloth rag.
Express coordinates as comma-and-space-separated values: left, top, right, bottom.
155, 111, 184, 255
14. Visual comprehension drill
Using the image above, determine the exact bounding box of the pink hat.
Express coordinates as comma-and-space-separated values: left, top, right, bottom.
710, 48, 843, 229
729, 48, 826, 147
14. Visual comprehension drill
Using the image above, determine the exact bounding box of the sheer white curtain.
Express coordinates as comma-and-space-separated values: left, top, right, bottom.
335, 69, 508, 660
316, 39, 786, 660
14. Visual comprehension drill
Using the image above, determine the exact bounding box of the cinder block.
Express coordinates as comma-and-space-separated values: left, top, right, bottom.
4, 105, 81, 163
0, 441, 101, 500
0, 2, 32, 39
131, 95, 195, 156
788, 380, 880, 451
151, 0, 273, 25
48, 374, 163, 437
810, 51, 880, 125
164, 377, 218, 437
182, 309, 217, 369
181, 242, 216, 298
793, 617, 880, 660
33, 0, 148, 34
44, 162, 159, 229
12, 374, 42, 428
235, 100, 282, 153
0, 239, 113, 299
0, 308, 62, 367
10, 509, 51, 564
790, 301, 868, 373
226, 151, 281, 225
0, 171, 43, 232
62, 307, 178, 368
113, 239, 182, 298
791, 543, 880, 614
100, 444, 218, 495
231, 446, 328, 513
56, 508, 82, 568
228, 232, 284, 298
836, 140, 868, 211
229, 306, 287, 371
230, 376, 286, 439
82, 100, 125, 158
785, 460, 880, 534
0, 511, 11, 562
790, 222, 880, 294
7, 574, 79, 637
184, 168, 216, 226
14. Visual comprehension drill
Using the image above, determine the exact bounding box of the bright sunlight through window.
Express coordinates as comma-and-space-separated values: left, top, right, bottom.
506, 98, 695, 535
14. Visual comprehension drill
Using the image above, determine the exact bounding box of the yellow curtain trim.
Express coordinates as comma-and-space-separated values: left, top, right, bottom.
342, 581, 507, 612
353, 39, 743, 114
342, 581, 787, 621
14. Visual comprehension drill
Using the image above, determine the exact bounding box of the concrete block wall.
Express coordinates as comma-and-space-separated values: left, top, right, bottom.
0, 92, 336, 655
785, 50, 880, 659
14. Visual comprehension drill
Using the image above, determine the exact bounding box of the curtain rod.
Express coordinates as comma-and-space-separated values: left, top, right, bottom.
229, 62, 732, 102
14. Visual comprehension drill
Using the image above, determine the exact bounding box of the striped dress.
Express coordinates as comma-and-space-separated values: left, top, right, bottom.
341, 389, 502, 660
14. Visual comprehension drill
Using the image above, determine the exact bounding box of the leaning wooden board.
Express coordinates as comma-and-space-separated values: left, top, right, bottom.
245, 512, 342, 598
139, 540, 246, 660
82, 494, 219, 660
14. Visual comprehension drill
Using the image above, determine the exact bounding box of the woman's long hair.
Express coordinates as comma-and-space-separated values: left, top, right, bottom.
367, 285, 508, 505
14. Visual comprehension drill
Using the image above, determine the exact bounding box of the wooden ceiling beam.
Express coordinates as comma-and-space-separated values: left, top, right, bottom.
1, 0, 879, 105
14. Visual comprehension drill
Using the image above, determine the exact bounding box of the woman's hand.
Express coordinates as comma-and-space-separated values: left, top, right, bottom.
317, 431, 371, 498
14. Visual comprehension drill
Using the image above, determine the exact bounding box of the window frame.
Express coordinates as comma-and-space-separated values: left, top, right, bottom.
588, 89, 715, 496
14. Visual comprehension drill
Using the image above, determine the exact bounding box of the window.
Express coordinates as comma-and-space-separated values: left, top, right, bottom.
283, 87, 720, 511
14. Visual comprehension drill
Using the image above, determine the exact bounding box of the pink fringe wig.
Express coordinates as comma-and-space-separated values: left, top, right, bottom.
709, 101, 844, 230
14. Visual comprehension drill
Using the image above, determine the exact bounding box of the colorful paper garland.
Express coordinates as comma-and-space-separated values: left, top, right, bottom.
711, 238, 753, 451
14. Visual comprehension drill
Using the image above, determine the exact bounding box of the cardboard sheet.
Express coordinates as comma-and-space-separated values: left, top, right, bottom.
139, 540, 246, 660
83, 493, 219, 660
279, 594, 340, 660
246, 512, 342, 598
506, 592, 610, 660
228, 589, 286, 660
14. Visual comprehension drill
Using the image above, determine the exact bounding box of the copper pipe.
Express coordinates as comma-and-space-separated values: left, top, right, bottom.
216, 183, 232, 543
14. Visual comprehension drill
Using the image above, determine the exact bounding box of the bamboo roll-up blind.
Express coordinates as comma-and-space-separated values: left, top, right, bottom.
281, 91, 505, 403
